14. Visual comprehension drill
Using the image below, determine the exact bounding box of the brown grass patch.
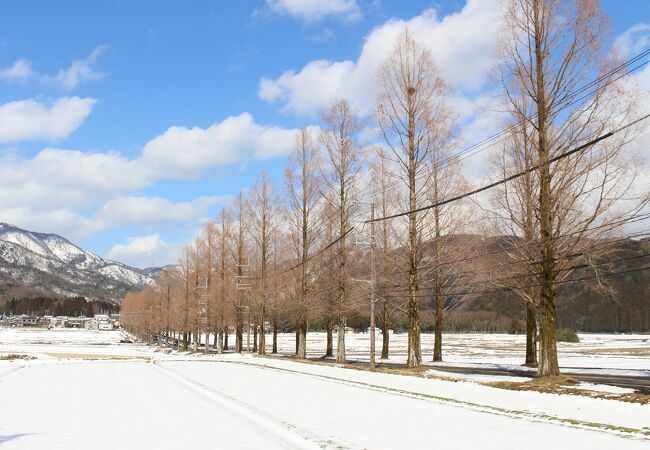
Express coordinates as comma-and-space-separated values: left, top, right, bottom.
575, 347, 650, 356
0, 354, 36, 361
485, 379, 650, 405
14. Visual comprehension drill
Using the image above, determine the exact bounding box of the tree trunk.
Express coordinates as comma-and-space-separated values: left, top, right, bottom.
272, 321, 278, 354
253, 324, 258, 353
259, 318, 266, 356
433, 302, 443, 362
224, 330, 229, 351
336, 320, 346, 364
235, 323, 243, 353
534, 0, 560, 378
406, 87, 421, 369
297, 321, 307, 359
525, 303, 538, 366
325, 317, 334, 357
217, 331, 224, 354
381, 301, 389, 359
539, 296, 559, 376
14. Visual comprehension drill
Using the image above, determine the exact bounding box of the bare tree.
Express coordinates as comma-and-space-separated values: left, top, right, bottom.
231, 190, 249, 353
212, 208, 233, 353
321, 99, 363, 364
369, 148, 401, 359
422, 112, 463, 362
285, 128, 321, 358
499, 0, 645, 376
377, 30, 449, 368
249, 171, 279, 355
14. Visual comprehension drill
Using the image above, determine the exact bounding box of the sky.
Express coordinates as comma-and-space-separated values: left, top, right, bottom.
0, 0, 649, 268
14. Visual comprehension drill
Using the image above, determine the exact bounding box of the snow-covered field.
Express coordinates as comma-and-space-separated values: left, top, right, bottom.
271, 331, 650, 375
1, 328, 649, 449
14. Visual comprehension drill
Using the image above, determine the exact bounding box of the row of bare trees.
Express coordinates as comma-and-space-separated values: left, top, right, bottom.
122, 0, 648, 377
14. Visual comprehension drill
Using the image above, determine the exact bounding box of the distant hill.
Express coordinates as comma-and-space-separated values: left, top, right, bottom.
0, 223, 160, 303
346, 234, 650, 333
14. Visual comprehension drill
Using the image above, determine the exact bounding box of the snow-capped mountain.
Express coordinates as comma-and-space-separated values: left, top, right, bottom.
0, 223, 159, 303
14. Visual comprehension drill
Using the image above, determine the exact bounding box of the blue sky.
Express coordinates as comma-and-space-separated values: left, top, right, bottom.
0, 0, 649, 268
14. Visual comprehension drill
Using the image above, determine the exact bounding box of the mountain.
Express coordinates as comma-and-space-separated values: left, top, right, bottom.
0, 223, 158, 303
344, 234, 650, 333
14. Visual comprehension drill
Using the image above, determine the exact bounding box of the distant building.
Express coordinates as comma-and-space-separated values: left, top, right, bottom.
87, 314, 116, 331
65, 317, 90, 328
20, 315, 39, 327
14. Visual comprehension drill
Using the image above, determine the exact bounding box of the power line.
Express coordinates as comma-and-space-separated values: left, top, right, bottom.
366, 113, 650, 224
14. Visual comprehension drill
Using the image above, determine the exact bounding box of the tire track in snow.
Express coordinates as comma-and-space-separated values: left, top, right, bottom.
0, 364, 27, 382
215, 358, 650, 442
150, 360, 356, 450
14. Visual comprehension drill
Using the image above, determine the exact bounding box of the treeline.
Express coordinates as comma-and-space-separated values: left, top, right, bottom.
122, 0, 650, 378
1, 296, 119, 317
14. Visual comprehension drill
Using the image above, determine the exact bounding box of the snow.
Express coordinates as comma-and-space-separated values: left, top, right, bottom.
0, 328, 649, 449
267, 331, 650, 375
98, 263, 150, 285
0, 230, 51, 257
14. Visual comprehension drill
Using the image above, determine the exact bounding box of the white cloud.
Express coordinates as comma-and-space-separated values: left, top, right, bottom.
260, 0, 360, 22
0, 45, 108, 90
107, 234, 183, 268
0, 97, 96, 144
0, 112, 307, 241
141, 112, 307, 177
614, 23, 650, 58
94, 196, 223, 232
0, 194, 223, 244
259, 0, 503, 117
0, 59, 34, 82
46, 45, 108, 90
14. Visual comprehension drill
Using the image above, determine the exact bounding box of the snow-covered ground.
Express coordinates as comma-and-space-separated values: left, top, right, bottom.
1, 328, 649, 449
271, 331, 650, 374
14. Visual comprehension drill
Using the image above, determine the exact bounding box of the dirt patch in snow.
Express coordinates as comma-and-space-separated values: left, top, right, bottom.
0, 354, 36, 361
485, 379, 650, 405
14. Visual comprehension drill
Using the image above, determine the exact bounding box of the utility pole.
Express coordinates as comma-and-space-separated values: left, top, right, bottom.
370, 202, 376, 369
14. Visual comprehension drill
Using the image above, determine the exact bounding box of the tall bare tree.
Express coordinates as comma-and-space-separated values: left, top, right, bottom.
232, 190, 249, 353
423, 113, 463, 362
249, 171, 279, 355
499, 0, 644, 376
369, 148, 401, 359
377, 30, 449, 368
285, 128, 321, 359
321, 99, 363, 364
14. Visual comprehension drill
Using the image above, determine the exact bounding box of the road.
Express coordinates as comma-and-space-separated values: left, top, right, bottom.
271, 355, 650, 393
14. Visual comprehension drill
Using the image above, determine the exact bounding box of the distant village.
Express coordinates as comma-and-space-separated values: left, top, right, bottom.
0, 313, 121, 330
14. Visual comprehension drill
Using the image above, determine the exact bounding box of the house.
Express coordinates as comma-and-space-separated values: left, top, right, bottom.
49, 316, 68, 328
91, 314, 115, 331
5, 316, 22, 327
65, 317, 90, 328
20, 315, 39, 327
